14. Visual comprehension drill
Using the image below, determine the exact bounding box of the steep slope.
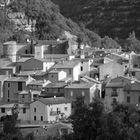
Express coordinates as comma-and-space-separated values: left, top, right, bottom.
7, 0, 101, 47
52, 0, 140, 39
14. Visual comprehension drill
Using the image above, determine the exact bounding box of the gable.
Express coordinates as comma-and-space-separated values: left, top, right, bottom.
30, 100, 46, 107
111, 76, 130, 83
25, 58, 44, 64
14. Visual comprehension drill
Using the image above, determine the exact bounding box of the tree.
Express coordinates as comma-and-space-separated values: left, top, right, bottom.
8, 0, 102, 47
70, 98, 140, 140
0, 11, 15, 43
0, 104, 23, 140
70, 98, 106, 140
125, 31, 140, 52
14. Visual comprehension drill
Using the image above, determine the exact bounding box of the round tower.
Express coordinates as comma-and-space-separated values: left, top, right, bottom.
3, 41, 17, 62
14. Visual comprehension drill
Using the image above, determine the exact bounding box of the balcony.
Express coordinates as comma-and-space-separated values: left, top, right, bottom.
111, 91, 118, 97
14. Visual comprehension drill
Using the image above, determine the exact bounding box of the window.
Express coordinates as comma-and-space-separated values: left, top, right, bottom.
112, 98, 117, 105
61, 128, 68, 135
82, 91, 85, 96
8, 90, 10, 98
22, 95, 25, 98
25, 50, 28, 54
46, 88, 49, 92
58, 88, 60, 92
132, 72, 135, 76
57, 108, 60, 114
18, 82, 22, 91
1, 108, 5, 113
23, 108, 26, 114
70, 91, 73, 97
19, 66, 21, 71
33, 94, 37, 98
7, 99, 10, 102
64, 107, 68, 111
112, 88, 117, 92
127, 96, 130, 103
69, 69, 72, 75
34, 108, 36, 112
34, 116, 36, 121
134, 64, 138, 68
8, 83, 10, 87
41, 116, 43, 121
81, 66, 83, 71
139, 96, 140, 103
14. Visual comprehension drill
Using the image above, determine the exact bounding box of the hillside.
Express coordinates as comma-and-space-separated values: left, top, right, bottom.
0, 0, 121, 50
2, 0, 101, 47
52, 0, 140, 39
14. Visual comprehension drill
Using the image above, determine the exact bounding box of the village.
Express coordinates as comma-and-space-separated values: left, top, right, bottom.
0, 31, 139, 126
1, 0, 140, 139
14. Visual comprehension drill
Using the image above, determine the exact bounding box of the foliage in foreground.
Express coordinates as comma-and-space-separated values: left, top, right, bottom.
70, 98, 140, 140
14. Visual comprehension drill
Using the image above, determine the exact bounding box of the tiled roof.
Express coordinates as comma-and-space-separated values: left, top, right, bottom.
44, 54, 69, 59
17, 57, 52, 63
0, 103, 29, 108
73, 58, 89, 62
111, 76, 140, 83
17, 57, 31, 62
83, 76, 100, 84
48, 70, 60, 74
17, 70, 48, 76
0, 58, 13, 68
65, 83, 94, 89
37, 40, 67, 45
129, 68, 140, 72
106, 82, 124, 88
5, 76, 30, 82
130, 83, 140, 91
52, 60, 80, 69
106, 76, 140, 88
106, 53, 122, 61
28, 80, 50, 86
59, 77, 72, 82
3, 41, 16, 45
99, 61, 122, 67
44, 82, 67, 88
0, 75, 9, 81
34, 58, 53, 62
19, 90, 29, 94
31, 90, 41, 95
38, 97, 71, 105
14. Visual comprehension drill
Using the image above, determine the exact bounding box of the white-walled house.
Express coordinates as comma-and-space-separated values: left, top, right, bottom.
30, 97, 71, 122
48, 70, 67, 83
52, 60, 81, 81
